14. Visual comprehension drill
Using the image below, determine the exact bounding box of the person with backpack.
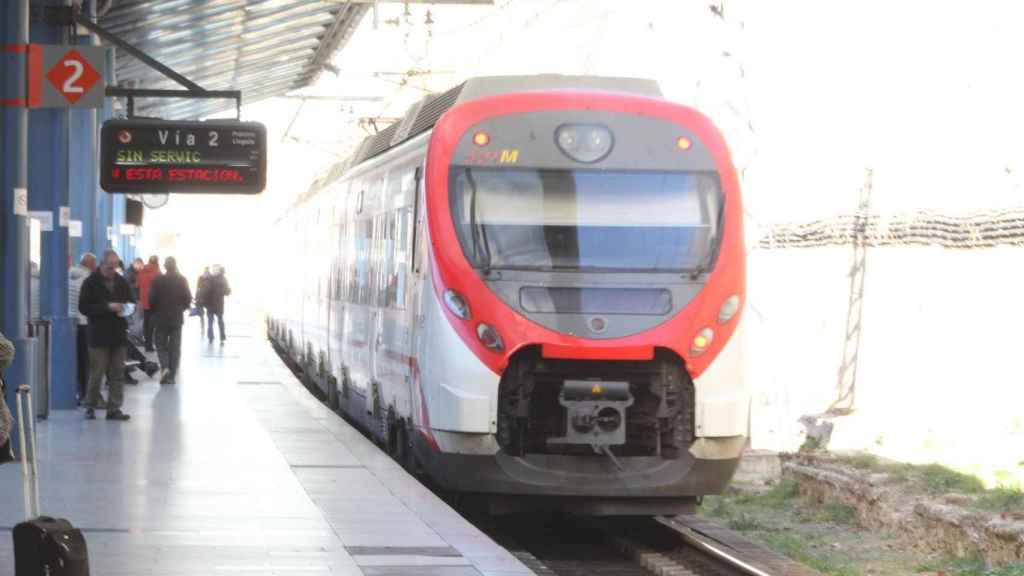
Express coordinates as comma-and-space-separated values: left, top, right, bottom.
148, 257, 193, 385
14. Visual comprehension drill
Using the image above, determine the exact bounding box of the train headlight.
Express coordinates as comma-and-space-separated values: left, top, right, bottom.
443, 289, 470, 320
476, 323, 504, 351
718, 295, 741, 324
555, 124, 614, 163
690, 327, 714, 356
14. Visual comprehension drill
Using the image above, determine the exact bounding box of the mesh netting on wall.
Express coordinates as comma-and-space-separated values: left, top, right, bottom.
758, 208, 1024, 249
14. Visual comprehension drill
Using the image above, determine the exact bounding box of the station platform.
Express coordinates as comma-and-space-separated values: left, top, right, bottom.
0, 320, 534, 576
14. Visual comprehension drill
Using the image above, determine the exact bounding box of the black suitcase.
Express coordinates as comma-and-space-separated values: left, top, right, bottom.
11, 385, 90, 576
13, 517, 90, 576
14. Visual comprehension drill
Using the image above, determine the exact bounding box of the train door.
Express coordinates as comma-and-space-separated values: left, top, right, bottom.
408, 163, 429, 428
372, 166, 415, 422
329, 180, 350, 403
345, 180, 368, 409
327, 183, 347, 404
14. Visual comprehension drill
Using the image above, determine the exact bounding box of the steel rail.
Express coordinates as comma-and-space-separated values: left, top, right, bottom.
658, 516, 773, 576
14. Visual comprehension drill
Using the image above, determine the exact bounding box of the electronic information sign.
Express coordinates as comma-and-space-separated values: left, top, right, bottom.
100, 119, 267, 194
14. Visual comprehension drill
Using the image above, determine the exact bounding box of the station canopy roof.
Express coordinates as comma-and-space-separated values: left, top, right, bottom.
98, 0, 370, 120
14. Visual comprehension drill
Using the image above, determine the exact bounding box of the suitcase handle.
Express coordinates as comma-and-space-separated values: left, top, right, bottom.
15, 384, 40, 519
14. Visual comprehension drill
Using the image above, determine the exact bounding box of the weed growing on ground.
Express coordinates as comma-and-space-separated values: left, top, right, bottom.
918, 463, 986, 494
761, 533, 860, 576
835, 452, 914, 481
797, 501, 858, 526
822, 502, 857, 525
915, 554, 1024, 575
764, 478, 801, 504
726, 512, 765, 531
847, 453, 880, 470
975, 486, 1024, 513
800, 437, 822, 452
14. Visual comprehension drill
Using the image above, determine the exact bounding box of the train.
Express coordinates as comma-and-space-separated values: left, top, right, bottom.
266, 75, 748, 515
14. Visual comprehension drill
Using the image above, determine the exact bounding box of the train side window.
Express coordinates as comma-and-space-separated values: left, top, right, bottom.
355, 218, 372, 306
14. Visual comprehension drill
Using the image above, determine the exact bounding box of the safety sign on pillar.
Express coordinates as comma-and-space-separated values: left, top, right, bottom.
25, 44, 106, 108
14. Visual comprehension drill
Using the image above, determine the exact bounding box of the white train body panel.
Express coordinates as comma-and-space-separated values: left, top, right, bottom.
417, 270, 499, 434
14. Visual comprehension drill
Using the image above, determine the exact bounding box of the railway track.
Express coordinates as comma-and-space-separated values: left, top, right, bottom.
475, 512, 823, 576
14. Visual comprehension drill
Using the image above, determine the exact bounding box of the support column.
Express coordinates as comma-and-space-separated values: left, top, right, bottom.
29, 0, 77, 410
1, 0, 35, 434
100, 43, 119, 257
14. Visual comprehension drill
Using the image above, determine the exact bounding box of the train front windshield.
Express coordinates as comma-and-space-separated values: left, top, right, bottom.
449, 168, 722, 273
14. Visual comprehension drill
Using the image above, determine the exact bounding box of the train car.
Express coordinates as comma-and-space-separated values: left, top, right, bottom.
267, 75, 747, 515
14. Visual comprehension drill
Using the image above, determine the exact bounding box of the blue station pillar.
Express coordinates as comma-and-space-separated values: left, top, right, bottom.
70, 0, 102, 258
1, 0, 35, 415
29, 0, 77, 410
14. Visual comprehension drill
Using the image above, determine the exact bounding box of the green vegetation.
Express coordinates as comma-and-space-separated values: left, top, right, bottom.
917, 463, 986, 494
834, 453, 1024, 512
702, 473, 1024, 576
703, 481, 867, 575
975, 486, 1024, 513
800, 437, 822, 452
916, 554, 1024, 575
761, 533, 860, 576
816, 502, 857, 525
839, 452, 915, 481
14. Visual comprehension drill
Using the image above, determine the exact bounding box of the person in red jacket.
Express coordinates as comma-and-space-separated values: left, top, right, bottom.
136, 255, 161, 351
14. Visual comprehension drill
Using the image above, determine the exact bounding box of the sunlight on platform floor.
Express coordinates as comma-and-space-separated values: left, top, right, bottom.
0, 319, 531, 576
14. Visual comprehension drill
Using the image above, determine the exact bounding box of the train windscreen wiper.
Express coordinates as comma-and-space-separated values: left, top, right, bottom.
465, 169, 492, 272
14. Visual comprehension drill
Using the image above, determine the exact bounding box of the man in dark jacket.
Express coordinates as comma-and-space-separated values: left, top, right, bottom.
78, 249, 134, 421
202, 265, 231, 344
149, 257, 192, 385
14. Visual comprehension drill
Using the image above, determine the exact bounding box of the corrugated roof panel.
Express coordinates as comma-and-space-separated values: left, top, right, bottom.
99, 0, 368, 119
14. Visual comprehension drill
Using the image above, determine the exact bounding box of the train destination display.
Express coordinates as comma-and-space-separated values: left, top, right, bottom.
100, 119, 267, 194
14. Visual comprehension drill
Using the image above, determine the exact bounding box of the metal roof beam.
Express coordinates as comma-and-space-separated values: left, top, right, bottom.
103, 0, 348, 32
303, 3, 367, 89
116, 35, 321, 76
132, 63, 308, 92
141, 80, 300, 118
73, 8, 205, 92
113, 11, 336, 54
346, 0, 494, 3
134, 71, 302, 111
121, 47, 317, 87
103, 0, 264, 31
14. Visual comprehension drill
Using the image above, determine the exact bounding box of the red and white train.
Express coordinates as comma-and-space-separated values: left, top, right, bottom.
267, 76, 747, 515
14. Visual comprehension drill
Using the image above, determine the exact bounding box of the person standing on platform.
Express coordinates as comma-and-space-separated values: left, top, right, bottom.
137, 255, 161, 352
0, 331, 14, 463
126, 258, 144, 299
79, 250, 134, 421
69, 252, 97, 403
204, 265, 231, 344
126, 257, 145, 337
149, 257, 192, 385
195, 266, 211, 335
